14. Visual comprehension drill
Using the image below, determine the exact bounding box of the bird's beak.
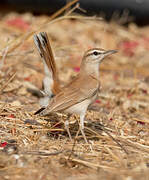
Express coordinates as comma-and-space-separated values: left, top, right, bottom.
104, 50, 118, 56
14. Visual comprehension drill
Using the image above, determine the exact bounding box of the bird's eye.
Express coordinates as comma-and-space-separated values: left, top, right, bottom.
93, 51, 99, 56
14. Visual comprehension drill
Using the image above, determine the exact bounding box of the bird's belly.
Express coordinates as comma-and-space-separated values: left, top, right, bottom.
64, 95, 97, 115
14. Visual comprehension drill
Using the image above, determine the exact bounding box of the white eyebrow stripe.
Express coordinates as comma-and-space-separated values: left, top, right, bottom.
87, 50, 103, 56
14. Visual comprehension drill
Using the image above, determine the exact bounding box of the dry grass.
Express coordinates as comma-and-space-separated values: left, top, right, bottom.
0, 5, 149, 180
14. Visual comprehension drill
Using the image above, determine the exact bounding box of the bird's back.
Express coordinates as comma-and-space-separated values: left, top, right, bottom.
39, 73, 100, 115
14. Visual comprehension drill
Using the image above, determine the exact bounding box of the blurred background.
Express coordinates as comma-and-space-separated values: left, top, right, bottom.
1, 0, 149, 25
0, 1, 149, 180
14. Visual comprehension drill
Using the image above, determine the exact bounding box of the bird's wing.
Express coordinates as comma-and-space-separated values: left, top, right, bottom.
36, 75, 99, 115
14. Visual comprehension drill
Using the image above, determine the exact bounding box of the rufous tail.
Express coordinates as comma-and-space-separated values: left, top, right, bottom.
34, 32, 61, 97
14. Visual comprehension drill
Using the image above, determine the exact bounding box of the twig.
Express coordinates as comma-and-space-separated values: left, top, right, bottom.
0, 0, 79, 57
23, 62, 42, 73
6, 50, 33, 57
23, 150, 63, 156
49, 0, 79, 21
32, 128, 64, 132
65, 3, 86, 16
0, 72, 16, 93
98, 125, 128, 154
43, 15, 102, 29
0, 101, 8, 114
85, 124, 128, 154
0, 47, 9, 70
0, 15, 101, 57
65, 156, 117, 170
118, 138, 149, 154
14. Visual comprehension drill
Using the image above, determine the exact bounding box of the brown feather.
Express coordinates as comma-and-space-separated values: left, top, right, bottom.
34, 32, 61, 95
40, 74, 99, 115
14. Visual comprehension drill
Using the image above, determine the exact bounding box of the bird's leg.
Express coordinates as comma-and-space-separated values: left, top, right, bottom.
64, 113, 72, 141
79, 113, 88, 143
75, 127, 80, 140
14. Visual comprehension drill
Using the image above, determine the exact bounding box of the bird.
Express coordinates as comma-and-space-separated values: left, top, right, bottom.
34, 45, 117, 143
33, 32, 61, 107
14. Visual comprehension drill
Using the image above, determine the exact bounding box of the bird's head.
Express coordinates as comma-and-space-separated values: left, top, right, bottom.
83, 48, 117, 64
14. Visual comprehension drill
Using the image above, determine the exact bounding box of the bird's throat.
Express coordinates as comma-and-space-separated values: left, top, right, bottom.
80, 63, 100, 80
